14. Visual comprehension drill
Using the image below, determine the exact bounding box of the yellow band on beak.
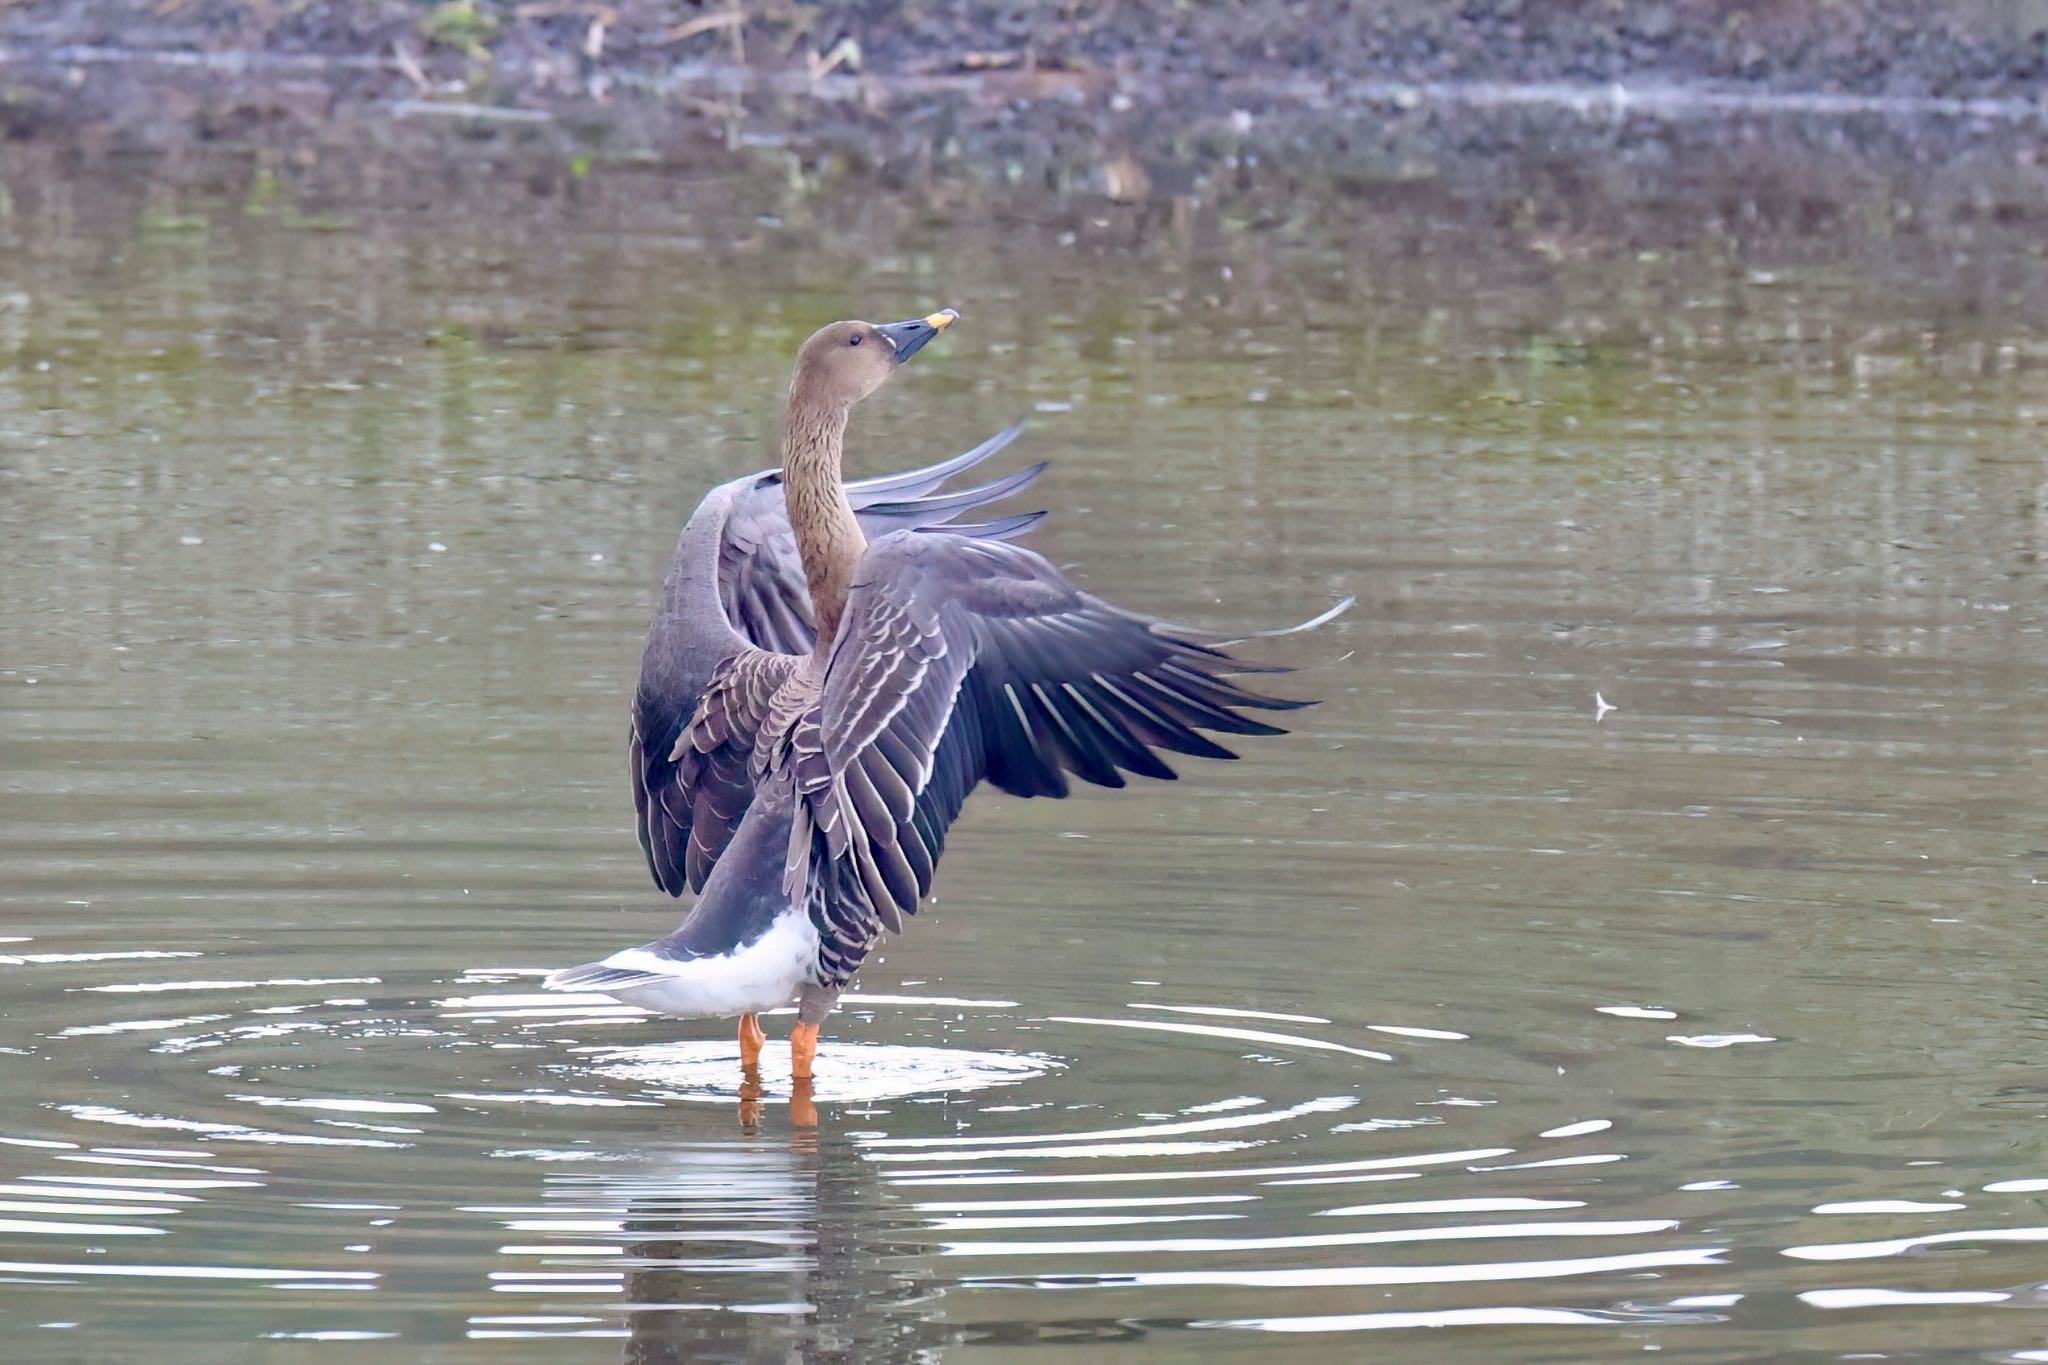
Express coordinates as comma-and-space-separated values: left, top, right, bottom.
923, 309, 960, 331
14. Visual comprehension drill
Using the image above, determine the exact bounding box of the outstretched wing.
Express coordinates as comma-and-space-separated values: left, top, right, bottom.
659, 649, 804, 895
786, 530, 1321, 984
632, 426, 1038, 894
717, 491, 816, 656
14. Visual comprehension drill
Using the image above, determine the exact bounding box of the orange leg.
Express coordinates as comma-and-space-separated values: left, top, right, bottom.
790, 1021, 820, 1081
738, 1013, 766, 1069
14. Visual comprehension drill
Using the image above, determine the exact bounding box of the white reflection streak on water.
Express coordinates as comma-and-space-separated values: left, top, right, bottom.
468, 1315, 607, 1326
0, 1217, 164, 1237
231, 1096, 438, 1115
1539, 1119, 1613, 1138
56, 1154, 263, 1174
0, 1199, 184, 1216
1320, 1197, 1586, 1217
27, 1174, 262, 1190
1131, 1004, 1333, 1025
915, 1195, 1259, 1212
56, 1104, 409, 1149
966, 1247, 1728, 1289
939, 1218, 1680, 1257
1197, 1305, 1711, 1332
888, 1147, 1516, 1186
2, 951, 204, 965
862, 1095, 1353, 1148
0, 1182, 198, 1204
869, 1139, 1260, 1164
81, 978, 380, 994
1782, 1226, 2048, 1260
1799, 1288, 2011, 1309
440, 1092, 662, 1108
467, 1328, 631, 1339
0, 1261, 378, 1282
925, 1212, 1238, 1231
1049, 1015, 1395, 1061
96, 1147, 220, 1159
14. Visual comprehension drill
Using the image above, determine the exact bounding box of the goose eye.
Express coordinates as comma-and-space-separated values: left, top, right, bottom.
849, 335, 862, 346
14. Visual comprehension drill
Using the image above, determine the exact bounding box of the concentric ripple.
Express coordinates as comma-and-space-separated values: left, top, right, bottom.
4, 951, 2046, 1358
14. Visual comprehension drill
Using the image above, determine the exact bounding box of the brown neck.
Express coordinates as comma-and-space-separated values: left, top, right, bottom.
781, 391, 864, 650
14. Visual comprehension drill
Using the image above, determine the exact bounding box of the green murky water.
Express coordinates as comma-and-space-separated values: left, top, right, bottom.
4, 136, 2048, 1362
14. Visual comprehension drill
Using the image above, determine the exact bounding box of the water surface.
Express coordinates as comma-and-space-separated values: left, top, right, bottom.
3, 135, 2048, 1361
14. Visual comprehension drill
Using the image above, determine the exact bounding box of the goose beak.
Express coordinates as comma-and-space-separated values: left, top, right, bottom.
876, 309, 959, 364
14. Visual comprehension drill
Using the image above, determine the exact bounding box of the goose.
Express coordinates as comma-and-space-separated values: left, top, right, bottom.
547, 309, 1331, 1080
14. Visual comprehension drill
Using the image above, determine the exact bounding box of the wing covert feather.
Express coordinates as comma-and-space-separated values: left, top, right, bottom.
637, 648, 801, 896
791, 531, 1316, 984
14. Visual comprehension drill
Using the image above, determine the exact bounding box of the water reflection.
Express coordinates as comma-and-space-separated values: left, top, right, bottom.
9, 128, 2048, 1359
466, 1016, 1722, 1355
609, 1135, 932, 1361
12, 945, 2048, 1355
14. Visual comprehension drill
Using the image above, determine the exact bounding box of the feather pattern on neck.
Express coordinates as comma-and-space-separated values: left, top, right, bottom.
781, 391, 864, 652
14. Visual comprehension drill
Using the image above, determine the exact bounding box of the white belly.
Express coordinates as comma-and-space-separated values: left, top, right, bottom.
598, 910, 819, 1018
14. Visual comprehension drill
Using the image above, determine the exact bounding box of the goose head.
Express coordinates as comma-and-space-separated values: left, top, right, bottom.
789, 309, 958, 411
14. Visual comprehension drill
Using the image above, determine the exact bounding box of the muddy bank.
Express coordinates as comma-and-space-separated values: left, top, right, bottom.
4, 0, 2048, 310
5, 2, 2048, 178
13, 1, 2048, 102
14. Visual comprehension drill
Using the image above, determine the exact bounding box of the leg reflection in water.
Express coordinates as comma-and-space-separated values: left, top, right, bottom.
607, 1106, 938, 1363
531, 1033, 1053, 1358
736, 1071, 816, 1131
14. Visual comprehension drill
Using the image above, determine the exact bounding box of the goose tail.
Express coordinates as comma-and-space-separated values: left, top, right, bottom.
542, 960, 669, 993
